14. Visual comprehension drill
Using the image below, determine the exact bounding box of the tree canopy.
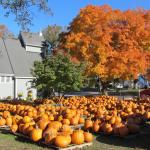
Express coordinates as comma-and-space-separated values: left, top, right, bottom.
32, 53, 85, 98
60, 5, 150, 82
43, 25, 62, 55
0, 0, 51, 30
0, 24, 14, 38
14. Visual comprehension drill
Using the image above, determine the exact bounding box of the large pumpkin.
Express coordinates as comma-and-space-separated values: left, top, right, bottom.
55, 135, 70, 148
71, 130, 84, 145
44, 128, 58, 144
30, 127, 42, 142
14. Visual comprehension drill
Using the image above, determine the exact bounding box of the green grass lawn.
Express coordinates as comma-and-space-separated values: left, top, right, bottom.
0, 131, 149, 150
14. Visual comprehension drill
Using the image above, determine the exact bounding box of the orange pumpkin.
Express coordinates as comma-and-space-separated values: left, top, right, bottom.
0, 117, 6, 126
84, 119, 93, 130
92, 121, 100, 133
30, 127, 43, 142
10, 124, 18, 133
71, 130, 84, 145
37, 119, 49, 130
84, 132, 93, 143
6, 117, 12, 126
55, 135, 70, 148
62, 119, 70, 125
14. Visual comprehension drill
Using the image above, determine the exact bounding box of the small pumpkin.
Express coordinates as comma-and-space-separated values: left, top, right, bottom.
84, 119, 93, 130
0, 117, 6, 126
62, 119, 70, 125
84, 132, 93, 143
92, 120, 100, 133
10, 124, 18, 133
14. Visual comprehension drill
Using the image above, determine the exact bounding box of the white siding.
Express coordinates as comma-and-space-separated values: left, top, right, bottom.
16, 78, 37, 99
26, 45, 42, 53
0, 76, 14, 99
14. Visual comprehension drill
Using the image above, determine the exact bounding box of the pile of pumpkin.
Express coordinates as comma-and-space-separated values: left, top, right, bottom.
0, 95, 149, 148
0, 111, 93, 148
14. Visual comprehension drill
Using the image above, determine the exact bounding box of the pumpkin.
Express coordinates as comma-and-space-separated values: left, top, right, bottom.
84, 132, 93, 143
78, 117, 85, 124
60, 125, 73, 134
143, 111, 150, 119
10, 124, 18, 133
47, 121, 62, 131
25, 125, 34, 135
30, 127, 42, 142
3, 111, 11, 119
22, 123, 30, 134
84, 119, 93, 130
70, 117, 78, 125
23, 116, 31, 123
62, 119, 70, 125
54, 135, 70, 148
37, 119, 49, 130
92, 121, 100, 133
44, 128, 58, 144
115, 116, 122, 124
109, 116, 116, 124
6, 117, 12, 126
71, 130, 84, 145
43, 127, 58, 138
0, 117, 6, 126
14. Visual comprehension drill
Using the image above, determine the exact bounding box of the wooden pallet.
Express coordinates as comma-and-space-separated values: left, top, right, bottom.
0, 125, 10, 129
44, 142, 93, 150
13, 132, 93, 150
70, 124, 84, 129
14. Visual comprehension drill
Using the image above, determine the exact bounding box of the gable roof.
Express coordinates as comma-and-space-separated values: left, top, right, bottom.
0, 38, 42, 77
0, 38, 14, 75
20, 32, 44, 47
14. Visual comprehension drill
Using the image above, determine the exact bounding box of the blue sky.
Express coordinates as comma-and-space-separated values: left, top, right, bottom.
0, 0, 150, 35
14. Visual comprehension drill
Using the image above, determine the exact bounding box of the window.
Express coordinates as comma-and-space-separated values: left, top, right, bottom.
1, 76, 5, 83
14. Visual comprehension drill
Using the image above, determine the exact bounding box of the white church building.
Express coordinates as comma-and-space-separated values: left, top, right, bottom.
0, 32, 44, 99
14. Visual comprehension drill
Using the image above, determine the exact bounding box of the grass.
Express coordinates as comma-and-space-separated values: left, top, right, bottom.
0, 130, 149, 150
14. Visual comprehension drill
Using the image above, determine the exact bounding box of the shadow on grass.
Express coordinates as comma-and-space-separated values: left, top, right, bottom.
96, 133, 150, 149
0, 130, 49, 149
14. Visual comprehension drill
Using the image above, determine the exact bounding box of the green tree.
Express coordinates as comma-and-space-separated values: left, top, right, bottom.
0, 0, 51, 30
43, 25, 62, 55
32, 53, 86, 99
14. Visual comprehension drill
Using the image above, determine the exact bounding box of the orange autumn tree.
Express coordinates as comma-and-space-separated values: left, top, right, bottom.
60, 5, 150, 85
